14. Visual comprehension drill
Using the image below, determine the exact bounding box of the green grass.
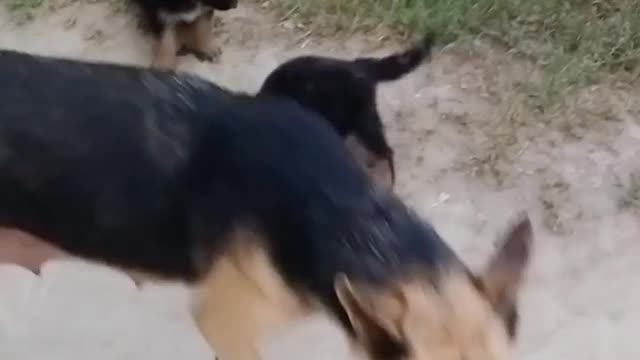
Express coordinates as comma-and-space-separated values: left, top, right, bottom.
6, 0, 640, 105
275, 0, 640, 103
6, 0, 45, 22
7, 0, 43, 10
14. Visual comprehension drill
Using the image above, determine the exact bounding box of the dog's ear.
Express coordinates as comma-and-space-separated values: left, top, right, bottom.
478, 215, 533, 328
335, 274, 407, 356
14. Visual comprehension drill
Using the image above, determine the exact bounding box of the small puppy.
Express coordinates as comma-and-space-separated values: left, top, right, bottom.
259, 35, 435, 189
132, 0, 238, 70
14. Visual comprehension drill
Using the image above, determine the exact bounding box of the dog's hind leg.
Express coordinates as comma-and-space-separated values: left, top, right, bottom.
151, 24, 180, 71
178, 11, 221, 63
190, 230, 308, 360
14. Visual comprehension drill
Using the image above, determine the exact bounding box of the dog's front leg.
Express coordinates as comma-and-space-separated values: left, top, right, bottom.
190, 238, 308, 360
151, 24, 180, 71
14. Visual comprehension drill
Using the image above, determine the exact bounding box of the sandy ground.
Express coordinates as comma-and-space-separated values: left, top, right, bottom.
1, 1, 640, 359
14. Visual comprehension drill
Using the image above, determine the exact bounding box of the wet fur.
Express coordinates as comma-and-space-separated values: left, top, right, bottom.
131, 0, 238, 70
0, 49, 532, 360
258, 35, 436, 188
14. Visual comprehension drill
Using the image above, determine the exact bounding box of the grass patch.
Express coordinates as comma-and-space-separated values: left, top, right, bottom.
6, 0, 45, 22
274, 0, 640, 105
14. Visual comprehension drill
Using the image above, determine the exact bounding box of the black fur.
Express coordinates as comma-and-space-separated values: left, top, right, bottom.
0, 49, 459, 358
258, 34, 435, 185
133, 0, 237, 34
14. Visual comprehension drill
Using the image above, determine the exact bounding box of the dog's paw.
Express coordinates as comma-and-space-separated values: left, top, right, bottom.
194, 44, 222, 62
178, 44, 222, 63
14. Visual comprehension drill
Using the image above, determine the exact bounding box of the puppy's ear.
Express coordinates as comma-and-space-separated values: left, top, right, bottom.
477, 215, 533, 334
335, 274, 407, 358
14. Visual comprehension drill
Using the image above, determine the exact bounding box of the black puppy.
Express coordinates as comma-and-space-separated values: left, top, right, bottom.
0, 49, 532, 360
259, 35, 435, 189
132, 0, 238, 70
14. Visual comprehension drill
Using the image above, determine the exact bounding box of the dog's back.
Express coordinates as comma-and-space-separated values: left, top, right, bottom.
0, 49, 218, 278
0, 49, 370, 280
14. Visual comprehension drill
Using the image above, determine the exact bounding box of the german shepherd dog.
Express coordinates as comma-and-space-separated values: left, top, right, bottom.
0, 49, 534, 360
259, 35, 435, 189
0, 38, 429, 273
132, 0, 238, 70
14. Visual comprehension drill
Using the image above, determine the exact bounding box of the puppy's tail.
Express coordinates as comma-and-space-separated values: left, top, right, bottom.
354, 33, 435, 82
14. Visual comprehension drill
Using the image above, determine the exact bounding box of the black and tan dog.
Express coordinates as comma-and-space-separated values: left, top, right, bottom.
0, 49, 534, 360
259, 35, 435, 189
132, 0, 238, 70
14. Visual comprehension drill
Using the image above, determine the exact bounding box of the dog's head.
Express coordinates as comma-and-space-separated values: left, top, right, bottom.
203, 0, 238, 10
335, 216, 534, 360
259, 56, 395, 189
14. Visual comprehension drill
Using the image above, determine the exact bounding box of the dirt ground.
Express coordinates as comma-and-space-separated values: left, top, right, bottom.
0, 1, 639, 359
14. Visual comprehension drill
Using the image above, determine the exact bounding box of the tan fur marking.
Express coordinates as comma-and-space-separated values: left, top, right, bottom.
338, 270, 512, 360
178, 12, 221, 62
151, 25, 179, 71
191, 229, 309, 360
401, 272, 512, 360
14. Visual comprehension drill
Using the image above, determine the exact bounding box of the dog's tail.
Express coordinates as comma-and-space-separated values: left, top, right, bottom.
354, 33, 435, 82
